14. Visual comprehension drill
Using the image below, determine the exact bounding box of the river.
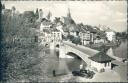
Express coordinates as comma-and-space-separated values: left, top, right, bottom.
113, 39, 127, 58
46, 39, 127, 82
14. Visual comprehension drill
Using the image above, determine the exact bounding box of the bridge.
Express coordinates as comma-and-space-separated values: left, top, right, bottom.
59, 41, 99, 67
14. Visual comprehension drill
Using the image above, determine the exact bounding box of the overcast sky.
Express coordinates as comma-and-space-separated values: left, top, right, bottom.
2, 1, 127, 32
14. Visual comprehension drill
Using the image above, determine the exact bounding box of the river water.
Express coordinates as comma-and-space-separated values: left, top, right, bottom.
46, 39, 127, 81
47, 49, 82, 77
113, 39, 127, 58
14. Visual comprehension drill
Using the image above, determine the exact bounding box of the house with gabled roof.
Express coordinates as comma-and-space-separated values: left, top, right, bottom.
105, 28, 116, 42
89, 51, 115, 72
78, 24, 91, 45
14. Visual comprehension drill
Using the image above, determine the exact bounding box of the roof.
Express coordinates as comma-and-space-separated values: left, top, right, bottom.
77, 24, 87, 33
63, 16, 75, 25
51, 28, 60, 32
43, 29, 51, 33
41, 21, 52, 26
89, 51, 115, 63
105, 28, 115, 32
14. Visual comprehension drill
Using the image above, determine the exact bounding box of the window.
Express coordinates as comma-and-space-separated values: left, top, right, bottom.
105, 63, 107, 67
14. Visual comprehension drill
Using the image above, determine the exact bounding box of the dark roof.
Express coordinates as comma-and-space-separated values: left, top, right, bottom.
77, 24, 86, 33
51, 28, 60, 32
43, 29, 51, 33
41, 20, 52, 26
63, 16, 75, 25
89, 51, 115, 63
62, 26, 69, 32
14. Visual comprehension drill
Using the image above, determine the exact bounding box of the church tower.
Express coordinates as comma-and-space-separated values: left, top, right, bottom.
39, 9, 43, 19
11, 6, 16, 16
47, 11, 52, 20
67, 8, 71, 18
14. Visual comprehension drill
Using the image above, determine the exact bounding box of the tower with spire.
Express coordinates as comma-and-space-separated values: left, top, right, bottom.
67, 8, 71, 18
47, 11, 52, 20
39, 9, 43, 19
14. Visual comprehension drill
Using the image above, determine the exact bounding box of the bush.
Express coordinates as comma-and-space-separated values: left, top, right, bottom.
0, 10, 42, 81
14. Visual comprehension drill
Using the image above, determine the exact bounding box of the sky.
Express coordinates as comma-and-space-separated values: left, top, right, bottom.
2, 1, 127, 32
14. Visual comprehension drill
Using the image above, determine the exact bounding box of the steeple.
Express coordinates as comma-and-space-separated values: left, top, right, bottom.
47, 11, 52, 20
67, 8, 71, 18
39, 9, 43, 19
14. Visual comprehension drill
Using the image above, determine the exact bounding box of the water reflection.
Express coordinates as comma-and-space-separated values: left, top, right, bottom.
47, 49, 82, 77
46, 39, 127, 81
113, 39, 127, 58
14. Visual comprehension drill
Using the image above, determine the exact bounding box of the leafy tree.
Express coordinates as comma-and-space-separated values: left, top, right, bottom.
67, 34, 74, 41
35, 8, 39, 19
72, 36, 81, 45
1, 9, 41, 81
12, 6, 16, 11
2, 4, 5, 9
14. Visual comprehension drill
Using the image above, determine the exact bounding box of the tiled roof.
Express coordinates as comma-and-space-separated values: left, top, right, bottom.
89, 51, 115, 63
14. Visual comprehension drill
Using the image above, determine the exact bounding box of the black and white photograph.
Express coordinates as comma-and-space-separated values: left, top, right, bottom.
0, 0, 127, 82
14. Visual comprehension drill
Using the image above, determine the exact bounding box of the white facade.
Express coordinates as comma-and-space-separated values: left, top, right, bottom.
106, 31, 116, 41
40, 23, 51, 31
91, 61, 111, 72
79, 31, 91, 45
94, 39, 105, 44
39, 21, 52, 45
51, 31, 62, 42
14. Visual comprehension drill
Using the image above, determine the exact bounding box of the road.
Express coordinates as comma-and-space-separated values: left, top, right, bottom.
63, 41, 99, 57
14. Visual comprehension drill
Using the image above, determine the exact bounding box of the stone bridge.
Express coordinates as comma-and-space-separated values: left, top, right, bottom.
59, 41, 99, 67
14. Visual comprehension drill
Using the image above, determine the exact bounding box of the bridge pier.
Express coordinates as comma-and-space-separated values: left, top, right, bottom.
59, 44, 67, 58
50, 42, 55, 49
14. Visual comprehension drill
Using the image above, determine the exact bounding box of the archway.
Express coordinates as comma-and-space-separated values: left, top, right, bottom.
66, 52, 87, 71
66, 52, 82, 59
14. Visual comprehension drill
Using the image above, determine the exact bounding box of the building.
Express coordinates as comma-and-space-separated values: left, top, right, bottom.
93, 38, 105, 44
62, 8, 79, 37
78, 25, 91, 45
39, 9, 43, 19
39, 28, 52, 45
79, 31, 91, 45
40, 18, 52, 31
39, 18, 52, 45
51, 28, 62, 42
105, 28, 116, 41
89, 51, 115, 72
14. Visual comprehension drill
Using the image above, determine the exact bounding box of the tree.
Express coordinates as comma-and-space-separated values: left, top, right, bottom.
35, 8, 39, 19
1, 9, 41, 81
67, 34, 74, 41
12, 6, 16, 11
72, 36, 81, 45
2, 4, 5, 9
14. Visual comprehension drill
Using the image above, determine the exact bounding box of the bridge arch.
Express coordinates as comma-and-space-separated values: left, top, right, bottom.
66, 52, 88, 69
66, 52, 82, 59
